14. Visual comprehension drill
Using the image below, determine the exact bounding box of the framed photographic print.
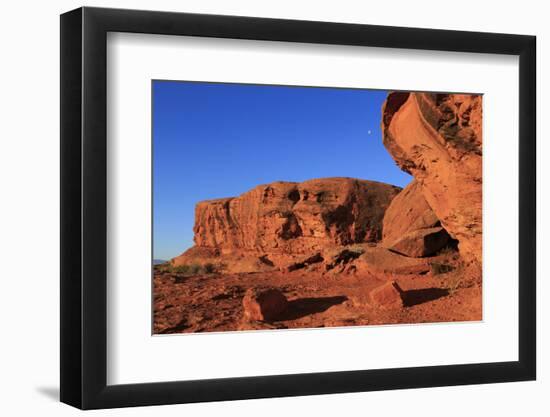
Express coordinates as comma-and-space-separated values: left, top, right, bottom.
60, 6, 536, 409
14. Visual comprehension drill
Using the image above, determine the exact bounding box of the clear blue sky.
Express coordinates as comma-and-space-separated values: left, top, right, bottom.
153, 81, 412, 260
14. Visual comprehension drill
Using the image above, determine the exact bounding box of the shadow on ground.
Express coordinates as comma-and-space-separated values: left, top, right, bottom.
402, 288, 449, 307
36, 386, 59, 401
281, 296, 348, 320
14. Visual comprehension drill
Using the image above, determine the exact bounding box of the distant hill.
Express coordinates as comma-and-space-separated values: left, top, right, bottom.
153, 259, 168, 265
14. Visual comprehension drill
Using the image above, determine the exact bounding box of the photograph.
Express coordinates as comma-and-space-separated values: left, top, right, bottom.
152, 81, 483, 334
1, 0, 543, 413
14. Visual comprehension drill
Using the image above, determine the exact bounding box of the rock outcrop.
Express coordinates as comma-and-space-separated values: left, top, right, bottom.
381, 179, 451, 257
242, 288, 288, 322
382, 92, 482, 263
354, 246, 432, 275
369, 281, 404, 309
382, 180, 439, 243
175, 178, 401, 269
388, 226, 450, 258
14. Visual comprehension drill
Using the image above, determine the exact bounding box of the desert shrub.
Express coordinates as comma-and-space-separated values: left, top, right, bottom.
445, 272, 462, 295
438, 246, 456, 256
437, 240, 460, 259
430, 262, 454, 275
188, 263, 202, 275
170, 262, 221, 276
434, 260, 465, 295
155, 263, 174, 273
172, 264, 191, 274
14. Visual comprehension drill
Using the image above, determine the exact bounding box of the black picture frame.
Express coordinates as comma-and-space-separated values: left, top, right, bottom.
60, 6, 536, 410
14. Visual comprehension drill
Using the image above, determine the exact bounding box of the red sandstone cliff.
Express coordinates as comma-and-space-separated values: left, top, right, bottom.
173, 177, 401, 269
382, 92, 482, 263
192, 177, 400, 252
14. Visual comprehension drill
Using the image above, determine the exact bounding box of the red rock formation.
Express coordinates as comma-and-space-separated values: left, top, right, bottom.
354, 246, 432, 275
369, 281, 404, 309
382, 92, 482, 263
382, 179, 439, 243
242, 288, 288, 322
180, 178, 401, 262
388, 226, 449, 258
381, 179, 451, 257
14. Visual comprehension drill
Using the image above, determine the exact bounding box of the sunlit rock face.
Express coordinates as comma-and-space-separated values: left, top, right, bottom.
172, 177, 401, 271
382, 92, 482, 264
191, 177, 401, 253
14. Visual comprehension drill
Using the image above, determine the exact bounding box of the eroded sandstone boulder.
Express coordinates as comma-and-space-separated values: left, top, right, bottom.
242, 288, 288, 322
382, 92, 482, 263
382, 179, 452, 257
354, 246, 432, 275
369, 281, 404, 309
382, 180, 439, 243
388, 226, 450, 258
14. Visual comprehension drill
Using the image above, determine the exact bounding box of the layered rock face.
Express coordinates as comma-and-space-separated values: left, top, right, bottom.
382, 92, 482, 263
191, 177, 401, 255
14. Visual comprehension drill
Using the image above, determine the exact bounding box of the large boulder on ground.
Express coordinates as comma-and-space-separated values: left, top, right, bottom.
369, 281, 404, 309
174, 177, 401, 268
354, 246, 432, 275
382, 92, 482, 263
382, 179, 439, 243
382, 179, 451, 258
388, 226, 450, 258
242, 288, 288, 322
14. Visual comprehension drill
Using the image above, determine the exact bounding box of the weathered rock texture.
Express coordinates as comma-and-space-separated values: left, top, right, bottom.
388, 226, 450, 258
382, 92, 482, 263
180, 178, 400, 263
382, 180, 439, 243
381, 179, 451, 257
354, 246, 432, 275
369, 281, 404, 309
242, 288, 288, 322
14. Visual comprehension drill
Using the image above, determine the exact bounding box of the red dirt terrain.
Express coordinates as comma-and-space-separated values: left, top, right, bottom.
154, 249, 481, 334
153, 92, 483, 334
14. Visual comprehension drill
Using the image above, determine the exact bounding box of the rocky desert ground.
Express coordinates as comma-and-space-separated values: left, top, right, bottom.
154, 92, 483, 334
